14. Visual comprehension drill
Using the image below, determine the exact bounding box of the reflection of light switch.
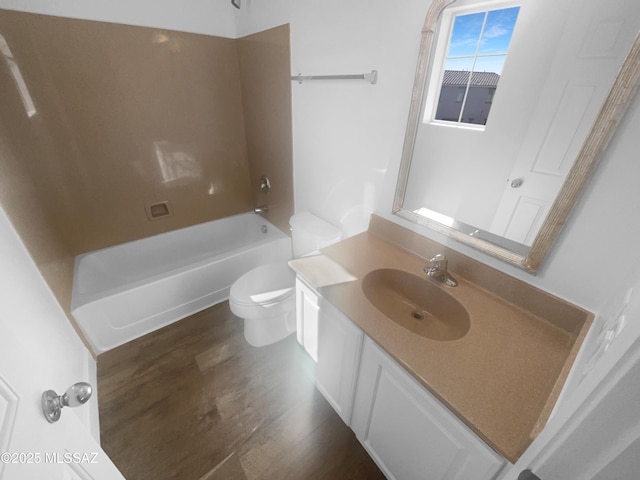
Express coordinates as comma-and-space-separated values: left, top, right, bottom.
601, 288, 632, 331
604, 311, 626, 341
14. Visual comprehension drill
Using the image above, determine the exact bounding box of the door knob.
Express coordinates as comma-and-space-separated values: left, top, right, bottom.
511, 178, 524, 188
42, 382, 93, 423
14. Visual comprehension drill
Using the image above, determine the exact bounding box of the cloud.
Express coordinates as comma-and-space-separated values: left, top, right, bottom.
483, 23, 510, 39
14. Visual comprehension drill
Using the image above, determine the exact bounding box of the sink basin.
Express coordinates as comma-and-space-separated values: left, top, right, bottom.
362, 268, 470, 341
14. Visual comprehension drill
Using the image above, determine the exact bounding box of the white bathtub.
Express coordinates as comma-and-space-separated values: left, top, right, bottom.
71, 213, 292, 354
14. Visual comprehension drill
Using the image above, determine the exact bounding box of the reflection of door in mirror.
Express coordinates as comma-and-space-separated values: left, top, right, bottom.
490, 4, 629, 245
404, 0, 638, 247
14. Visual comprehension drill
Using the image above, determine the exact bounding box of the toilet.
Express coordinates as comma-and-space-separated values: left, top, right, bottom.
229, 212, 343, 347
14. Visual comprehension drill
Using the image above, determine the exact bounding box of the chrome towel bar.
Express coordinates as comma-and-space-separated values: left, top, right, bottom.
291, 70, 378, 84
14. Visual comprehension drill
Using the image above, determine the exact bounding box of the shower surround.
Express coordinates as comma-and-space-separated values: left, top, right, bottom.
0, 10, 293, 338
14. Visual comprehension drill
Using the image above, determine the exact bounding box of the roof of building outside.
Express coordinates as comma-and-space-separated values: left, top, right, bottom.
442, 70, 500, 87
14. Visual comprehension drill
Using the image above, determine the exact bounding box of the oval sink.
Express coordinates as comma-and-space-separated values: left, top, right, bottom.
362, 268, 470, 341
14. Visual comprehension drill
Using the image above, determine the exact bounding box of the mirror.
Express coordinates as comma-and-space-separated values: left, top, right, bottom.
394, 0, 640, 272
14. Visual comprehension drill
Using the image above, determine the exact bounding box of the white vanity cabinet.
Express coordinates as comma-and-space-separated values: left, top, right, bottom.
294, 276, 505, 479
315, 297, 364, 424
295, 277, 364, 424
351, 337, 505, 480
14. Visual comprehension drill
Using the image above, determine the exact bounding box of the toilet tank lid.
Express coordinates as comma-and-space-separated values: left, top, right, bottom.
289, 212, 342, 240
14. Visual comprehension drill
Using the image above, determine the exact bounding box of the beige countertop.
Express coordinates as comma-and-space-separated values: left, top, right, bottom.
290, 223, 592, 463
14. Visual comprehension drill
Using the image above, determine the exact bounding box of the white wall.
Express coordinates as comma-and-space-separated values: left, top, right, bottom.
3, 0, 639, 313
235, 0, 426, 238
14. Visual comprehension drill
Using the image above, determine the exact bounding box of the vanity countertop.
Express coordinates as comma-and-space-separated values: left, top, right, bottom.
290, 223, 592, 463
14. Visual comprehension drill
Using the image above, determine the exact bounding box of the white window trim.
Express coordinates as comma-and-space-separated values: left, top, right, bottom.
422, 0, 521, 130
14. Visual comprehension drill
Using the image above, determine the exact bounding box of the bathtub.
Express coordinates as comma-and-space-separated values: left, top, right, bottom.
71, 213, 292, 354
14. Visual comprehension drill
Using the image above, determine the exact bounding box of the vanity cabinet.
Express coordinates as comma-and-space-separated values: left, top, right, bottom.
295, 276, 505, 479
351, 337, 505, 480
295, 277, 364, 424
315, 297, 363, 424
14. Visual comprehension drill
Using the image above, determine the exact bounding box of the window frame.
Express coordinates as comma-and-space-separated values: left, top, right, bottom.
422, 0, 521, 130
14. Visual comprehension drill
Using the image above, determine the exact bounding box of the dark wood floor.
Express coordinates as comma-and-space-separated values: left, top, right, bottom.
97, 302, 386, 480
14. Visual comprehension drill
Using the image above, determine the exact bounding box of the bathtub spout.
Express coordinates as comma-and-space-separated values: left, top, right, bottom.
254, 205, 269, 214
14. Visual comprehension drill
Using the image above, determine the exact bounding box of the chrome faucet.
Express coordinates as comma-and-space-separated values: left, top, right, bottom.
254, 204, 269, 214
424, 254, 458, 287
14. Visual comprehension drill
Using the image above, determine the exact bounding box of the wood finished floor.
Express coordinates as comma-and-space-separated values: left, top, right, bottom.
97, 302, 386, 480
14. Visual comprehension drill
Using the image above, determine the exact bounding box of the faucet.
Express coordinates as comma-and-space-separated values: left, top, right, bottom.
254, 204, 269, 214
424, 254, 458, 287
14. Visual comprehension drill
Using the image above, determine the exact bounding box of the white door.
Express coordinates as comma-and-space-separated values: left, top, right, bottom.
490, 0, 637, 245
0, 207, 125, 479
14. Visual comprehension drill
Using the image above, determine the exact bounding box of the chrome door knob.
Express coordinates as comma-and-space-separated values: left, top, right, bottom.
510, 178, 524, 188
42, 382, 93, 423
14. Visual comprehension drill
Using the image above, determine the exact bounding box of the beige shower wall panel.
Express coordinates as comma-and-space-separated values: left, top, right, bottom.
0, 12, 76, 315
0, 107, 76, 312
237, 25, 294, 234
0, 9, 253, 257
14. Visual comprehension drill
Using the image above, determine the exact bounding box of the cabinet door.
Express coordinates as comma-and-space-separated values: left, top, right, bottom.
352, 338, 504, 480
316, 298, 364, 425
296, 278, 320, 361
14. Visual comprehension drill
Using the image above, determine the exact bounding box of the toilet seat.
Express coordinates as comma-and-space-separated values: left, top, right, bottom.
230, 212, 342, 347
230, 263, 295, 308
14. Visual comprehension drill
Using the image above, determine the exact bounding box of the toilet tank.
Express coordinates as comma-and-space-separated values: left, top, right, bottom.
289, 212, 343, 258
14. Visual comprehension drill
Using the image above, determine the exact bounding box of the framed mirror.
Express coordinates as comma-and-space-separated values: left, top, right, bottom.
393, 0, 640, 272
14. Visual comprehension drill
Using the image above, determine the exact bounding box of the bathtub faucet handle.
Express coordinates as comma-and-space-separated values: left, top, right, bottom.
260, 175, 271, 194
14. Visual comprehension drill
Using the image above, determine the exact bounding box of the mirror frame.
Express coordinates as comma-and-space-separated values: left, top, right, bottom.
393, 0, 640, 273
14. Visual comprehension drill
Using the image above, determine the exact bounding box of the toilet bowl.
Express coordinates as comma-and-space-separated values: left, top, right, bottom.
230, 263, 296, 347
229, 212, 342, 347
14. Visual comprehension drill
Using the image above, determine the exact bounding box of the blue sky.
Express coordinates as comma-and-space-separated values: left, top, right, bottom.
446, 6, 520, 74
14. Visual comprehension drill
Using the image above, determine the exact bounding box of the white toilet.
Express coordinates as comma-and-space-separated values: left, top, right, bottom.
230, 212, 343, 347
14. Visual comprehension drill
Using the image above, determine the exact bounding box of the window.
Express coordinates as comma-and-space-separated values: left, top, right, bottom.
427, 3, 520, 127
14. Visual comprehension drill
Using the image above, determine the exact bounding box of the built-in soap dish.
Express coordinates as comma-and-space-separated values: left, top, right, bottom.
145, 201, 172, 220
